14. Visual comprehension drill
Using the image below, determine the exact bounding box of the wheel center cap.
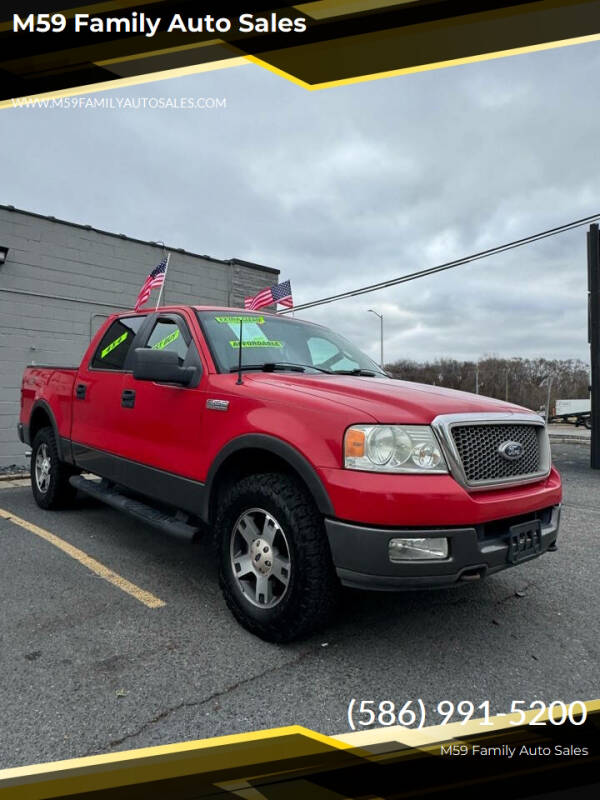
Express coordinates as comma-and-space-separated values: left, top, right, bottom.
251, 538, 273, 576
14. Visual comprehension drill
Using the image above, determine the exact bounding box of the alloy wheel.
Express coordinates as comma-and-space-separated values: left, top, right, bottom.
35, 443, 51, 493
230, 508, 291, 608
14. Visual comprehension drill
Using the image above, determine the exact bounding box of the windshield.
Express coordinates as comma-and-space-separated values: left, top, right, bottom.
196, 311, 386, 376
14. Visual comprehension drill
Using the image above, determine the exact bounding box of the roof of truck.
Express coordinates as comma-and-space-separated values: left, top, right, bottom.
192, 305, 278, 313
112, 305, 296, 320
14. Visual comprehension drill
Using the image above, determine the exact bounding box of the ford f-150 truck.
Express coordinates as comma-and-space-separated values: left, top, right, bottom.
19, 306, 562, 641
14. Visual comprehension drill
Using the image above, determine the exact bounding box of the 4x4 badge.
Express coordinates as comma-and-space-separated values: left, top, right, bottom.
498, 440, 524, 460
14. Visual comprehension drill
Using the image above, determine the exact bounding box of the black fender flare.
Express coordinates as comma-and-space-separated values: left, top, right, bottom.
203, 434, 335, 521
29, 400, 69, 462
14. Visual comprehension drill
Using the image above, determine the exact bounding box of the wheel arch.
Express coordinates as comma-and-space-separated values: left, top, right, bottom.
204, 434, 334, 524
29, 401, 64, 460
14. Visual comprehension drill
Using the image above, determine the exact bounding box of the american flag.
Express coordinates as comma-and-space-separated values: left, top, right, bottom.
245, 280, 293, 311
135, 256, 168, 310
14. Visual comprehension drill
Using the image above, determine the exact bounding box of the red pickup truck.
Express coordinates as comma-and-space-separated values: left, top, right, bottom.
19, 306, 562, 641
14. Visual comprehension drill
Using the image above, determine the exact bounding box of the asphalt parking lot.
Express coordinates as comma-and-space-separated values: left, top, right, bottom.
0, 441, 598, 769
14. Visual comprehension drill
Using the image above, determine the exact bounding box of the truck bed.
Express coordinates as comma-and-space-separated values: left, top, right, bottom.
20, 365, 78, 444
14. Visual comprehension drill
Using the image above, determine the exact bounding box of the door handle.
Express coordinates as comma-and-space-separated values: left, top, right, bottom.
75, 383, 86, 400
121, 389, 136, 409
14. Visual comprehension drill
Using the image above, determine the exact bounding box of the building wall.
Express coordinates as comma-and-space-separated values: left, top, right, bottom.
0, 206, 278, 468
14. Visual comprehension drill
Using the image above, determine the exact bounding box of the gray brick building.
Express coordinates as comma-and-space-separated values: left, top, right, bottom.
0, 205, 279, 469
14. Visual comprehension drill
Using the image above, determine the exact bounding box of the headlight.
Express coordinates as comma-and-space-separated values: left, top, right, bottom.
344, 425, 448, 473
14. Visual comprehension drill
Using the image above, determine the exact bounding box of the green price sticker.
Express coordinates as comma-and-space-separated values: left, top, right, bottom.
152, 329, 180, 350
229, 339, 283, 349
101, 331, 128, 359
216, 316, 264, 324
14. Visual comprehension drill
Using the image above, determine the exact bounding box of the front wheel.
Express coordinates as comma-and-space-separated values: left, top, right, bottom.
216, 473, 339, 642
31, 427, 77, 509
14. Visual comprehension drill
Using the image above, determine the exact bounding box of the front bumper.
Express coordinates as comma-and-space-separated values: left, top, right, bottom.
325, 505, 560, 590
319, 467, 562, 527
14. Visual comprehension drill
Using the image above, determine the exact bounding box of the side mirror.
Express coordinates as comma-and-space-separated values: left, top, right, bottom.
132, 348, 196, 386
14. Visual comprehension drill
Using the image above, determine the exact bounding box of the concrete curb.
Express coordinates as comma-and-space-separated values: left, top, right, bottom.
0, 473, 28, 482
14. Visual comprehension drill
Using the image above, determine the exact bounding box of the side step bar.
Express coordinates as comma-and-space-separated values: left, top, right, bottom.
69, 475, 201, 541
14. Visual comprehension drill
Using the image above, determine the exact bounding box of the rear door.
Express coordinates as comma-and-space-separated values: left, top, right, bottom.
70, 314, 149, 464
118, 311, 208, 482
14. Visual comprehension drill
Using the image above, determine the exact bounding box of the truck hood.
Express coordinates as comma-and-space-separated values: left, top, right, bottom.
245, 373, 532, 424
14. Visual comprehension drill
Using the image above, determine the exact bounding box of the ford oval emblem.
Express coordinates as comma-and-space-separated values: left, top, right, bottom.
498, 440, 524, 461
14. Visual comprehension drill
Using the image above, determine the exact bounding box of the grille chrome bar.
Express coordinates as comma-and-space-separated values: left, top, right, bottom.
431, 412, 551, 492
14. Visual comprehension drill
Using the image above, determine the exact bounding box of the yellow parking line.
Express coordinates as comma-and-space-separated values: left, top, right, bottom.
0, 508, 165, 609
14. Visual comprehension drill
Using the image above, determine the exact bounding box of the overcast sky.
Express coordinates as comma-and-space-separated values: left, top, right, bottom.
3, 40, 600, 365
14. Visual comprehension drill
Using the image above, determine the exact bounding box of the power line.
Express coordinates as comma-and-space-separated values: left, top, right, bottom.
280, 212, 600, 314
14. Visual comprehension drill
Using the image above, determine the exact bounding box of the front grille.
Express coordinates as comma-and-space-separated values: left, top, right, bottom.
451, 423, 542, 484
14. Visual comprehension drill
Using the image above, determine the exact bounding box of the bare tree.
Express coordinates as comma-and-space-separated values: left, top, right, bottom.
386, 356, 589, 413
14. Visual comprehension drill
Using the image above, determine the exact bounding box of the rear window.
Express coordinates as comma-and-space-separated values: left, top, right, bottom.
90, 316, 145, 370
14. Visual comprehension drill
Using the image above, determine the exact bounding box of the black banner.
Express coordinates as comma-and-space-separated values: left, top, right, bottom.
2, 1, 600, 102
1, 706, 599, 799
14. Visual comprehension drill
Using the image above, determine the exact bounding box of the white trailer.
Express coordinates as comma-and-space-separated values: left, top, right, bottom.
555, 399, 591, 415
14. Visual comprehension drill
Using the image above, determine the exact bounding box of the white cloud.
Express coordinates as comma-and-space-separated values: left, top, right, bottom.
2, 40, 599, 364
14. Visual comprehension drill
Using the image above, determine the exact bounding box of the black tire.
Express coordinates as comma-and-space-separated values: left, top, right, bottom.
216, 473, 339, 642
31, 427, 77, 509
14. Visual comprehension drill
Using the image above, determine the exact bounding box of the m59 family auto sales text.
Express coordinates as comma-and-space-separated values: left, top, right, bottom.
13, 12, 308, 37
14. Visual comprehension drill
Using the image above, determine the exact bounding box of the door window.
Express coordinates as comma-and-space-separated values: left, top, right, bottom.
144, 318, 189, 363
90, 316, 145, 371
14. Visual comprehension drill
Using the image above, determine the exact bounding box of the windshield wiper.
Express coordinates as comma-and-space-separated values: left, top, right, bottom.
331, 368, 380, 377
228, 362, 332, 374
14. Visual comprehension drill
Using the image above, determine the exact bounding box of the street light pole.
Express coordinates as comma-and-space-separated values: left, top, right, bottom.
368, 309, 384, 366
588, 224, 600, 468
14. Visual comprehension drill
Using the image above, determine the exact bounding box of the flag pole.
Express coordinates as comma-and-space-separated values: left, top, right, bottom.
155, 252, 170, 310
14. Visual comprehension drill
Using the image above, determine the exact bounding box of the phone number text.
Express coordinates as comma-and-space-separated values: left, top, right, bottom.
346, 699, 587, 730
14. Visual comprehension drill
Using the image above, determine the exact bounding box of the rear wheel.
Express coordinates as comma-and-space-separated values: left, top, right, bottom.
216, 473, 339, 642
31, 427, 77, 509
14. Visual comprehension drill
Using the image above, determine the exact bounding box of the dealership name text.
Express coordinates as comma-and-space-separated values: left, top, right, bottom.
13, 12, 308, 37
441, 744, 589, 758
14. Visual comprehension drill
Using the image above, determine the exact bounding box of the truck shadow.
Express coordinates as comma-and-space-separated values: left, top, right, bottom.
64, 490, 569, 666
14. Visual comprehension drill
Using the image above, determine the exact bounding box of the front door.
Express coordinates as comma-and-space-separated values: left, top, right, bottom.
118, 311, 208, 483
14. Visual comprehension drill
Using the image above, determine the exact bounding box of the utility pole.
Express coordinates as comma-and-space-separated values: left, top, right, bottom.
588, 224, 600, 468
545, 375, 553, 423
505, 369, 509, 401
368, 309, 384, 367
475, 361, 479, 394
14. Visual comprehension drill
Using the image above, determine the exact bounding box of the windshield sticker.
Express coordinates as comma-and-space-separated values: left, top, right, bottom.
229, 339, 283, 349
227, 321, 267, 341
101, 332, 128, 359
215, 316, 264, 324
151, 329, 180, 350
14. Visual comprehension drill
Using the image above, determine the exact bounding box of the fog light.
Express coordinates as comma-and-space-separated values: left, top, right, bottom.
389, 537, 449, 561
